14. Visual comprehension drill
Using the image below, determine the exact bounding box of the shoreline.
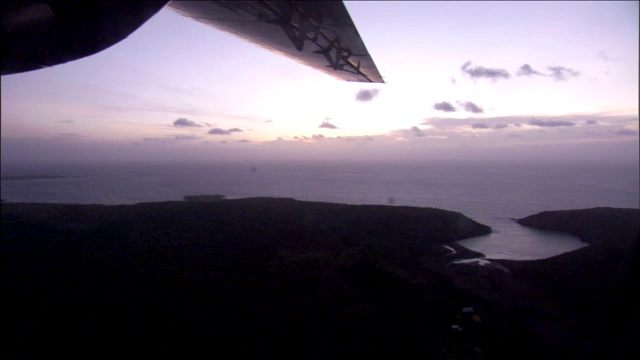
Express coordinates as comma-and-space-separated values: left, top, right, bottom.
2, 199, 637, 358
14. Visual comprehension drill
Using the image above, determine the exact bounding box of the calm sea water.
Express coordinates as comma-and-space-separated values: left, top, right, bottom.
2, 160, 638, 260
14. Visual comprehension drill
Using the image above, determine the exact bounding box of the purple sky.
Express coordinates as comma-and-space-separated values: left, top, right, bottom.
1, 1, 638, 163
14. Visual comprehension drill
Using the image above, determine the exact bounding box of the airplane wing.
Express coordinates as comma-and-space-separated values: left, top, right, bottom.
1, 0, 169, 76
167, 1, 383, 83
1, 0, 384, 82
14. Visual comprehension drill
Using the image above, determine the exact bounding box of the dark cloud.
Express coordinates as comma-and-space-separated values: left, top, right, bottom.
312, 134, 325, 140
355, 89, 380, 102
494, 124, 509, 129
434, 101, 456, 112
208, 127, 243, 135
410, 126, 425, 137
56, 119, 74, 124
458, 101, 484, 113
319, 121, 339, 129
235, 139, 251, 143
513, 123, 522, 127
173, 118, 201, 127
461, 61, 510, 81
517, 64, 544, 76
547, 66, 580, 81
208, 128, 232, 135
528, 119, 575, 127
585, 120, 599, 125
471, 123, 490, 129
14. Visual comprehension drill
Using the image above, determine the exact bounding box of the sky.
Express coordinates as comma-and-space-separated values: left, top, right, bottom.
1, 1, 638, 164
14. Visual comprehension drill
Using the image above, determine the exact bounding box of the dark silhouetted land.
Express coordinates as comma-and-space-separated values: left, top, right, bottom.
2, 199, 637, 359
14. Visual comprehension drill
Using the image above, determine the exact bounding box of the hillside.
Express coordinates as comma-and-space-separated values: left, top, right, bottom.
2, 200, 637, 358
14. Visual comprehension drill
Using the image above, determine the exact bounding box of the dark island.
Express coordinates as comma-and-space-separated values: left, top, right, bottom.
2, 200, 637, 359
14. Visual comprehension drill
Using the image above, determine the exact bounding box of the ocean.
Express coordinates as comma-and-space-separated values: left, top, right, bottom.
2, 160, 638, 260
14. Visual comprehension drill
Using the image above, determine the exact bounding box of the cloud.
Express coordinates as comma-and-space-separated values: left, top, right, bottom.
434, 101, 456, 112
461, 61, 510, 81
585, 120, 599, 125
173, 118, 201, 127
319, 121, 339, 129
56, 119, 74, 124
597, 51, 621, 62
235, 139, 251, 143
355, 89, 380, 102
547, 66, 580, 81
264, 119, 273, 123
517, 64, 544, 76
458, 101, 484, 113
208, 127, 243, 135
208, 128, 232, 135
334, 135, 376, 142
410, 126, 425, 137
312, 134, 325, 140
528, 119, 575, 127
421, 113, 633, 133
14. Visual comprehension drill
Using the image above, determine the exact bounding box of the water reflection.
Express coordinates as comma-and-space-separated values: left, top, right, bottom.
457, 220, 587, 260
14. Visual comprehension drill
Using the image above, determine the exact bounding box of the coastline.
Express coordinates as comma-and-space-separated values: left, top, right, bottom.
2, 199, 637, 358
